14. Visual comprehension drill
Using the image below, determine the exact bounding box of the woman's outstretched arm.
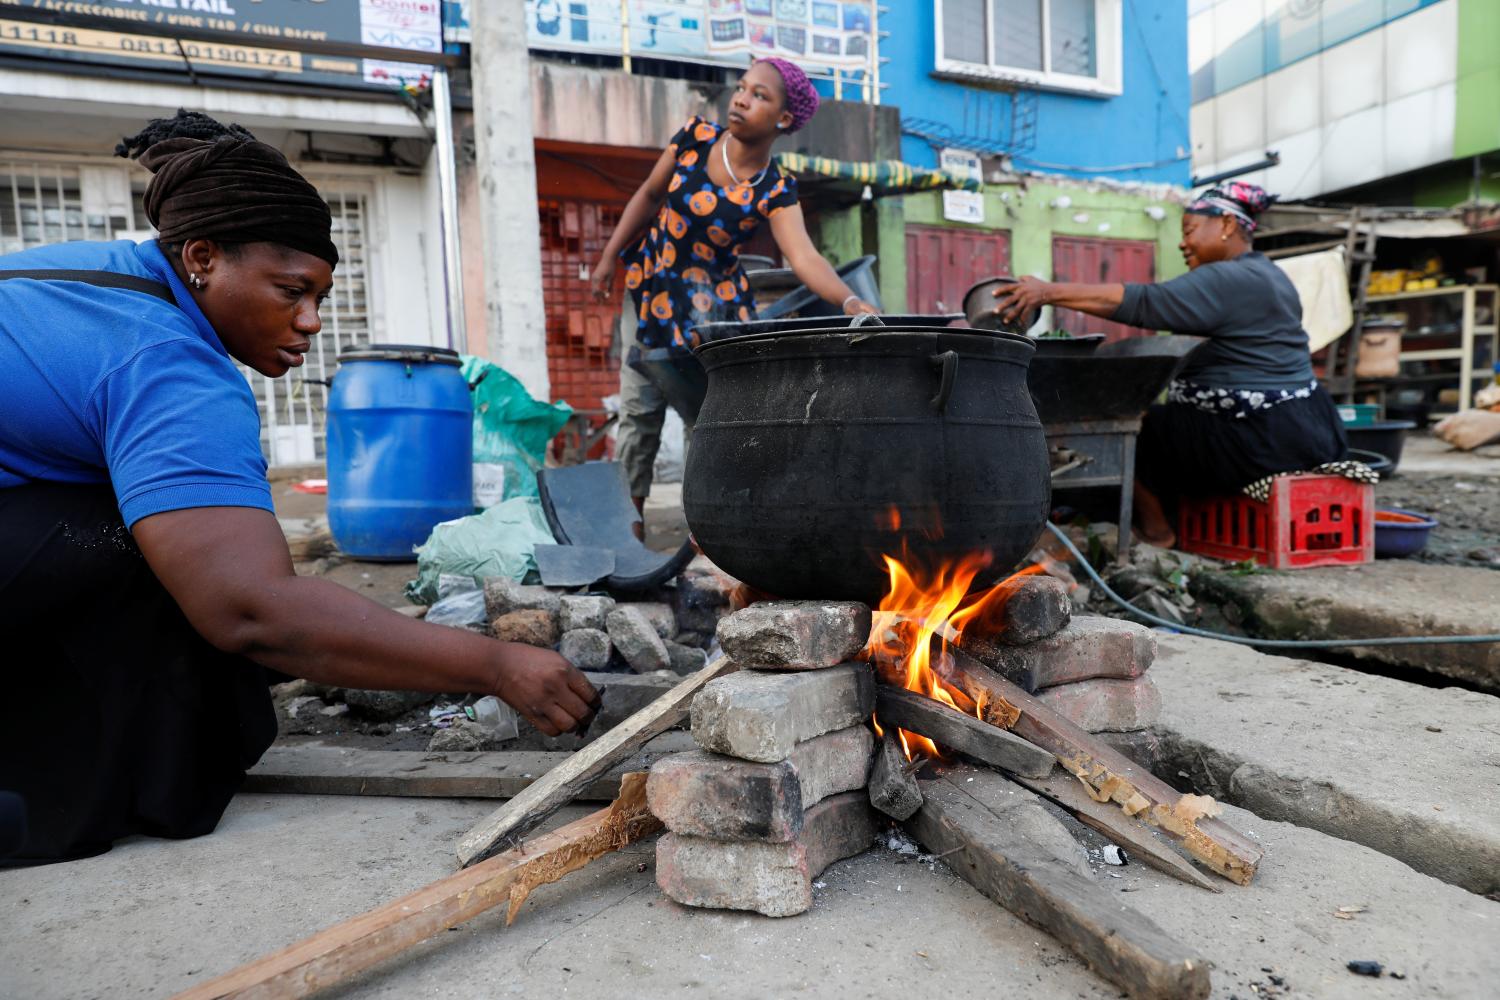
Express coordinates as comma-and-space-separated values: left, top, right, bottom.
991, 276, 1125, 326
590, 145, 680, 301
769, 204, 876, 314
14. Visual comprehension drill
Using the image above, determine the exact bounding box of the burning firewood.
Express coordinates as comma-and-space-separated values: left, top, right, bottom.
944, 646, 1262, 886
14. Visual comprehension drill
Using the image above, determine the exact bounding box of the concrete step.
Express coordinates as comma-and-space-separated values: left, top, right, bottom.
1150, 634, 1500, 896
1189, 560, 1500, 692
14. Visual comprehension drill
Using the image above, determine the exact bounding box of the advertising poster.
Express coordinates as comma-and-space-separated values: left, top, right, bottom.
519, 0, 875, 73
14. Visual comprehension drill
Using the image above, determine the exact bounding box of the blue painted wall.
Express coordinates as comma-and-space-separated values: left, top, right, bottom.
873, 0, 1191, 185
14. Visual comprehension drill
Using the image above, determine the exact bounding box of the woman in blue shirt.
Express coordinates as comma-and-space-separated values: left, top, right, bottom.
0, 112, 598, 863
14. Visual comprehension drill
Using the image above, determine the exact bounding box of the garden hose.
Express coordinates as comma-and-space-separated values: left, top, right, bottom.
1043, 522, 1500, 649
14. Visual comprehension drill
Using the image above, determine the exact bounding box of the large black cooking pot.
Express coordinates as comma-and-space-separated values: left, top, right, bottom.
684, 325, 1051, 603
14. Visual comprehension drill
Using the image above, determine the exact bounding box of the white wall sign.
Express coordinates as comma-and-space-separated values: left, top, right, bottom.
939, 148, 984, 224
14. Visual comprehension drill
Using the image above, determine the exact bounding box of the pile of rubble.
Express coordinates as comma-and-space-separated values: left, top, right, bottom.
272, 555, 742, 750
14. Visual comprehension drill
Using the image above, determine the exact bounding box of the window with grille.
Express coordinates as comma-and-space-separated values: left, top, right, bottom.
0, 158, 375, 468
935, 0, 1122, 95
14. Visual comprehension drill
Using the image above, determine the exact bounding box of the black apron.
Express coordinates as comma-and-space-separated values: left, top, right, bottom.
0, 270, 276, 863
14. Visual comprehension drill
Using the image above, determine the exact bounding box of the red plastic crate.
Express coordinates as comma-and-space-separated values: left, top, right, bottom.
1177, 474, 1374, 569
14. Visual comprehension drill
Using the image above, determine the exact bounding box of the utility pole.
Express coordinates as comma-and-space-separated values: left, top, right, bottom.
470, 0, 550, 399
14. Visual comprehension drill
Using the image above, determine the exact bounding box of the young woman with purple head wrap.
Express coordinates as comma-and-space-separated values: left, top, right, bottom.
987, 180, 1350, 547
591, 58, 877, 512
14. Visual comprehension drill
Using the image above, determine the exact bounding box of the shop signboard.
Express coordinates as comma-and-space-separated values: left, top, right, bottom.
0, 0, 446, 90
497, 0, 875, 74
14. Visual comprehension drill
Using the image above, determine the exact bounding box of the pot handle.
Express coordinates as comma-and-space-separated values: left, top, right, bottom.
929, 351, 959, 411
849, 311, 885, 328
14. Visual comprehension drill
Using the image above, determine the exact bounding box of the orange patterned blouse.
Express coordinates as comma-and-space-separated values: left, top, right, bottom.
622, 116, 799, 353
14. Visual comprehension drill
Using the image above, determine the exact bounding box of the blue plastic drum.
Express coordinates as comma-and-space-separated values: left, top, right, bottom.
326, 343, 473, 560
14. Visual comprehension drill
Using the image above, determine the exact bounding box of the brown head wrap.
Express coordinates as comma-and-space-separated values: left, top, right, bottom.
118, 110, 338, 268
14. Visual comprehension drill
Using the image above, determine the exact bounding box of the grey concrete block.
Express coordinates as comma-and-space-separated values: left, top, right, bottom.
622, 601, 677, 641
559, 628, 612, 670
656, 792, 877, 916
966, 615, 1157, 693
1034, 675, 1162, 733
559, 595, 615, 632
584, 670, 679, 732
607, 605, 672, 673
665, 640, 709, 675
717, 601, 872, 670
646, 725, 873, 841
482, 577, 562, 619
691, 663, 876, 763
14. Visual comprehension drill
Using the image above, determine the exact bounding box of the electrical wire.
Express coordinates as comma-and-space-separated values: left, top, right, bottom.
1043, 522, 1500, 649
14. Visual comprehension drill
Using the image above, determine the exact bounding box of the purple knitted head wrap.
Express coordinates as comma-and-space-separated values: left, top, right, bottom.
756, 57, 820, 133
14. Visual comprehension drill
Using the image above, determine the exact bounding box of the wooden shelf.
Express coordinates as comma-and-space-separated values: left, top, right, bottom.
1367, 284, 1499, 303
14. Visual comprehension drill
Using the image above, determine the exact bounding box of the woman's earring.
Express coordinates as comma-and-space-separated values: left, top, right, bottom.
189, 273, 205, 289
777, 123, 786, 130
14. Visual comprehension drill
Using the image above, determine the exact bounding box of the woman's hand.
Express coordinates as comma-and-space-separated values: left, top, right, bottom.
842, 296, 878, 316
491, 643, 601, 737
589, 259, 617, 304
992, 276, 1052, 326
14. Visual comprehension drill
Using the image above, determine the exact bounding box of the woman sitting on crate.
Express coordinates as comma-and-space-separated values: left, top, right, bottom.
992, 182, 1360, 548
589, 57, 877, 517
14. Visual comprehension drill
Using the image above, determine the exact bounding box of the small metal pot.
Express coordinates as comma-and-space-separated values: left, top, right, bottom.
964, 277, 1040, 335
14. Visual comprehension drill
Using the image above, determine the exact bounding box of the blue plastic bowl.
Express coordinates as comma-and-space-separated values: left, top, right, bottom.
1374, 507, 1439, 559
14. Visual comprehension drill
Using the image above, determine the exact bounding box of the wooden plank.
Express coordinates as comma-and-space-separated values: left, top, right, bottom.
908, 774, 1211, 1000
875, 685, 1055, 779
245, 734, 697, 801
171, 773, 661, 1000
946, 647, 1262, 886
456, 655, 737, 867
1014, 770, 1223, 893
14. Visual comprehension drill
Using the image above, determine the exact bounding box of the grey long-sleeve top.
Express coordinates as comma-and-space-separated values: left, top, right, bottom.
1109, 251, 1315, 391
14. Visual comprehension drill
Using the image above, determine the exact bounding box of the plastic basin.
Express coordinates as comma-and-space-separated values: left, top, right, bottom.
1345, 420, 1416, 472
1374, 507, 1438, 559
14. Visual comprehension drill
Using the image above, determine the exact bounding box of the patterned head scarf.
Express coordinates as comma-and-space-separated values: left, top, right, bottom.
1186, 181, 1274, 234
756, 57, 820, 133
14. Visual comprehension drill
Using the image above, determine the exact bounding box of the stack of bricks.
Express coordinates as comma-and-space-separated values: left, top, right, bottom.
647, 600, 878, 918
959, 576, 1162, 765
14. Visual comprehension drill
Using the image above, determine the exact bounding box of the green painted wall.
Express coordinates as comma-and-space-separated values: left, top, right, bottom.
810, 199, 909, 312
1454, 0, 1500, 159
902, 180, 1187, 284
812, 205, 864, 268
810, 179, 1182, 313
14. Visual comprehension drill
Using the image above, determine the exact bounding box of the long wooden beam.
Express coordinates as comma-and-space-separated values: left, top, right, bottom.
245, 737, 695, 801
945, 647, 1262, 886
908, 771, 1211, 1000
875, 685, 1055, 779
457, 655, 737, 867
171, 774, 660, 1000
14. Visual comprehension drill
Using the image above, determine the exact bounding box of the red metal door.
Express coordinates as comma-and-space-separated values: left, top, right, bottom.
539, 199, 624, 413
1051, 236, 1157, 341
906, 224, 1012, 315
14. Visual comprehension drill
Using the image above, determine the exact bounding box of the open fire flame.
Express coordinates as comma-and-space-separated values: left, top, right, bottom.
867, 543, 1049, 762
